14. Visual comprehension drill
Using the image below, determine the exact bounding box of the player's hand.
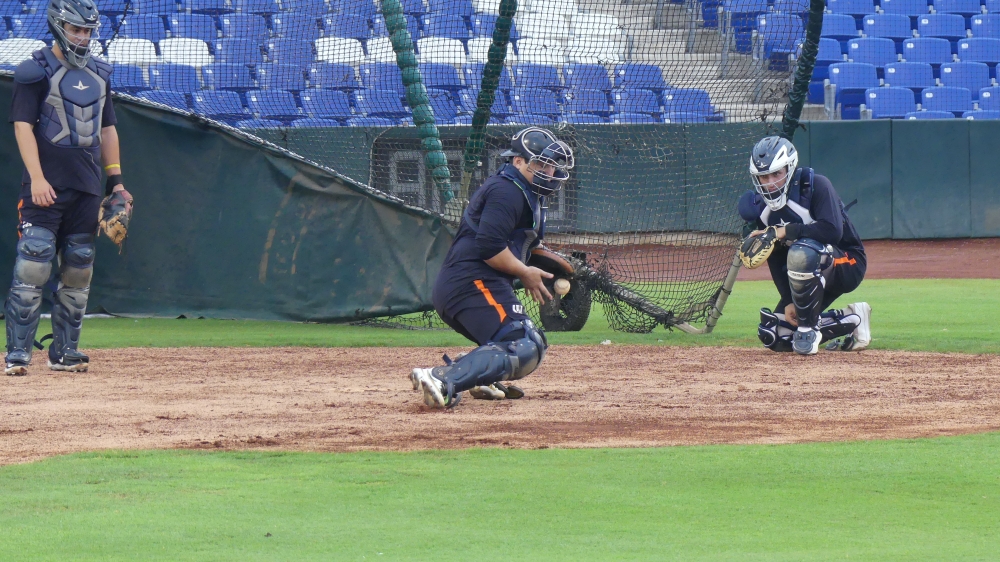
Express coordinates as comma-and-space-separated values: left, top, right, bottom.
784, 303, 798, 327
30, 177, 57, 207
751, 226, 786, 240
520, 266, 554, 304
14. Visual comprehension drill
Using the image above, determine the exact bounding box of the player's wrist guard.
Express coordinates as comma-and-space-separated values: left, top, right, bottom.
105, 173, 123, 195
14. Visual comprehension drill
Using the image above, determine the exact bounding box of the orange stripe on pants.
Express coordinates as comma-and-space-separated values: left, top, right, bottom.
474, 279, 507, 323
16, 199, 23, 238
833, 256, 857, 266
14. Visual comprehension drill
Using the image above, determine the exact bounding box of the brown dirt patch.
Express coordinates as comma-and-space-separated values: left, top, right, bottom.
2, 346, 998, 465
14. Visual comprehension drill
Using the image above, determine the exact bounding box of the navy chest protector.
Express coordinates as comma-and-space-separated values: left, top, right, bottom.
463, 164, 546, 264
33, 48, 111, 148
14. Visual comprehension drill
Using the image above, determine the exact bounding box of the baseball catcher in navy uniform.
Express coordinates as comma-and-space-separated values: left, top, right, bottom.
410, 127, 574, 408
737, 136, 871, 355
6, 0, 133, 375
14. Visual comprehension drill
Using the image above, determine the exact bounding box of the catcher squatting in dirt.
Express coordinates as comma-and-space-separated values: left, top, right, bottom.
5, 0, 132, 376
409, 127, 576, 409
738, 136, 871, 356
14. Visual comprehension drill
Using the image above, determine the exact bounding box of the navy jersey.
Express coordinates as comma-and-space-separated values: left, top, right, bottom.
434, 164, 543, 313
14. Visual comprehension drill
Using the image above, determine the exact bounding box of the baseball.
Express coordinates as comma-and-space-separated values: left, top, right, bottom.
554, 278, 571, 296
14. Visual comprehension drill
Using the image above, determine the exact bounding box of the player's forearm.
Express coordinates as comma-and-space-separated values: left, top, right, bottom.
100, 126, 121, 168
485, 248, 530, 278
13, 122, 44, 181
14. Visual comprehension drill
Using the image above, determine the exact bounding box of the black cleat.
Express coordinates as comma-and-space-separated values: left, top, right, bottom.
48, 349, 89, 372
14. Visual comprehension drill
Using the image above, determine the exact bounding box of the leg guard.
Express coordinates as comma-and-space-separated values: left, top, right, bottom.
786, 238, 833, 329
757, 308, 794, 352
433, 320, 546, 396
49, 234, 95, 367
5, 227, 55, 361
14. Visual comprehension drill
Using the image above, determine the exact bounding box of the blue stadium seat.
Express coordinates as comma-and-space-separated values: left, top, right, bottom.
963, 109, 1000, 118
215, 38, 265, 64
940, 61, 992, 97
563, 89, 611, 116
847, 37, 898, 70
132, 0, 180, 15
332, 0, 378, 19
564, 63, 613, 91
902, 37, 953, 71
0, 1, 24, 16
463, 63, 513, 91
827, 62, 880, 118
512, 63, 561, 90
271, 13, 321, 41
428, 0, 473, 16
560, 113, 609, 124
372, 14, 420, 39
300, 88, 354, 118
192, 90, 250, 119
421, 62, 465, 90
219, 14, 269, 42
354, 89, 409, 117
883, 62, 934, 101
862, 14, 913, 53
989, 0, 1000, 14
246, 89, 304, 120
426, 88, 459, 121
879, 0, 930, 17
810, 38, 845, 102
267, 39, 314, 65
917, 14, 968, 44
773, 0, 810, 17
346, 116, 399, 126
291, 117, 343, 127
970, 14, 1000, 38
510, 87, 562, 116
610, 88, 661, 115
281, 0, 329, 16
309, 62, 361, 89
863, 86, 916, 117
422, 14, 470, 40
256, 63, 306, 90
921, 85, 974, 114
137, 90, 191, 110
957, 38, 1000, 76
119, 14, 168, 43
149, 63, 200, 92
933, 0, 983, 20
401, 0, 428, 15
905, 109, 956, 118
979, 84, 1000, 107
9, 15, 48, 39
111, 64, 148, 92
609, 112, 657, 124
663, 88, 714, 115
359, 62, 404, 93
821, 13, 860, 44
182, 0, 231, 14
757, 13, 805, 69
167, 14, 219, 43
613, 63, 669, 91
504, 114, 556, 125
726, 0, 770, 31
458, 89, 510, 116
664, 112, 710, 123
470, 13, 519, 39
453, 114, 503, 124
203, 63, 255, 90
827, 0, 875, 24
234, 0, 279, 14
702, 0, 723, 28
322, 15, 370, 40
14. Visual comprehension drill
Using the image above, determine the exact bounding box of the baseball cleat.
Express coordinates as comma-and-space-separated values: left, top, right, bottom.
792, 328, 820, 356
410, 368, 427, 391
48, 350, 90, 372
413, 368, 459, 409
494, 382, 524, 399
469, 384, 507, 400
844, 302, 871, 351
5, 350, 30, 376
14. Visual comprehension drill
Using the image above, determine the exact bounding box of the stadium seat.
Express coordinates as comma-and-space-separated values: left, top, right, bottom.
359, 62, 404, 92
281, 0, 330, 16
933, 0, 983, 20
0, 2, 25, 17
132, 0, 180, 15
883, 62, 934, 101
203, 63, 255, 90
246, 89, 304, 120
904, 109, 956, 118
957, 38, 1000, 76
300, 89, 354, 118
167, 14, 218, 43
827, 62, 880, 118
917, 14, 968, 44
111, 64, 148, 92
322, 15, 371, 41
315, 37, 365, 64
664, 112, 710, 123
979, 84, 1000, 108
182, 0, 232, 14
457, 88, 510, 115
516, 39, 566, 65
160, 38, 214, 66
331, 0, 378, 18
192, 90, 250, 119
372, 14, 421, 39
512, 63, 561, 90
563, 89, 611, 116
422, 14, 471, 40
136, 90, 191, 111
811, 38, 845, 100
524, 0, 575, 16
970, 14, 1000, 38
118, 14, 168, 43
364, 37, 397, 62
428, 0, 474, 16
309, 62, 361, 89
609, 112, 657, 123
467, 37, 514, 63
509, 87, 561, 116
901, 37, 953, 72
234, 0, 279, 14
862, 86, 916, 117
267, 39, 314, 66
256, 63, 306, 90
963, 109, 1000, 118
354, 89, 409, 117
417, 37, 467, 64
453, 114, 503, 124
290, 117, 343, 127
663, 88, 714, 115
989, 0, 1000, 13
271, 13, 321, 42
517, 15, 572, 41
757, 13, 805, 70
9, 15, 48, 39
559, 113, 609, 124
346, 116, 399, 126
219, 14, 269, 43
149, 63, 200, 91
564, 63, 613, 91
821, 13, 860, 44
847, 37, 898, 71
463, 62, 513, 91
472, 0, 500, 14
470, 13, 519, 39
862, 14, 913, 53
566, 36, 625, 65
504, 113, 556, 124
426, 88, 459, 121
421, 62, 465, 90
614, 63, 669, 91
773, 0, 809, 17
940, 61, 992, 97
572, 12, 623, 37
215, 38, 265, 64
827, 0, 876, 18
921, 85, 974, 114
610, 88, 661, 115
879, 0, 930, 17
105, 38, 158, 64
726, 0, 769, 52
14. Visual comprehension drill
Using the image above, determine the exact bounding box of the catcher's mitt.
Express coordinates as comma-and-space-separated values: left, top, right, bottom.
739, 226, 778, 269
99, 188, 133, 251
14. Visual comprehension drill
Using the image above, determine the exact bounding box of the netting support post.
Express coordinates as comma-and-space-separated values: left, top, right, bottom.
458, 0, 517, 206
672, 253, 741, 335
780, 0, 825, 140
380, 0, 454, 206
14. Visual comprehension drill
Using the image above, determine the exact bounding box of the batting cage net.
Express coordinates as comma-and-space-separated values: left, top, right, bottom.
0, 0, 813, 333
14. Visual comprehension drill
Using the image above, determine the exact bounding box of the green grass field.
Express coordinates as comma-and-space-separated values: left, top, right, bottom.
3, 278, 999, 560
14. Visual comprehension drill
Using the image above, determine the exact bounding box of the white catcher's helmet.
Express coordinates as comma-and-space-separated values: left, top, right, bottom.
749, 136, 798, 211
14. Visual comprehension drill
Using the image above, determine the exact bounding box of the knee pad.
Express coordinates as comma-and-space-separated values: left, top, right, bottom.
13, 227, 56, 287
437, 323, 546, 393
757, 308, 794, 352
60, 234, 95, 288
818, 307, 861, 343
787, 238, 832, 328
491, 319, 547, 371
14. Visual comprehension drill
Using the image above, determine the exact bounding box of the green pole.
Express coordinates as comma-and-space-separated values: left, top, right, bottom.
780, 0, 825, 141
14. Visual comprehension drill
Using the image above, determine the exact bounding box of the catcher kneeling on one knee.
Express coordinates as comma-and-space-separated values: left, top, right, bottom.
410, 127, 574, 409
737, 136, 871, 356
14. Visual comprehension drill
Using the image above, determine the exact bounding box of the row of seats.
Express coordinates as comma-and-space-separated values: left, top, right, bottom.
827, 60, 998, 97
824, 12, 1000, 47
862, 84, 1000, 114
92, 0, 489, 17
826, 0, 1000, 18
820, 37, 1000, 73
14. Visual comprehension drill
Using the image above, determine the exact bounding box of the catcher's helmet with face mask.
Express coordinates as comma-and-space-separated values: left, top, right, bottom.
501, 127, 574, 197
48, 0, 101, 69
749, 136, 798, 211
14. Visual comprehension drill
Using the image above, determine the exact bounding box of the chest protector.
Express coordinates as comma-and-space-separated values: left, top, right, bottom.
463, 164, 546, 264
758, 167, 816, 228
33, 48, 111, 148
